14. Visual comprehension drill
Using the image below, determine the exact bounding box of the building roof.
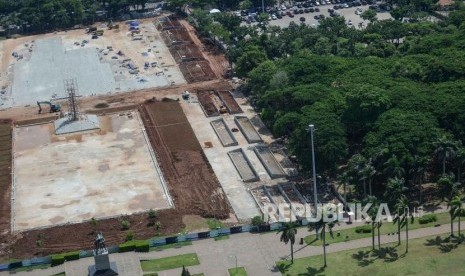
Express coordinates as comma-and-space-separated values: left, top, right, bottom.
438, 0, 454, 6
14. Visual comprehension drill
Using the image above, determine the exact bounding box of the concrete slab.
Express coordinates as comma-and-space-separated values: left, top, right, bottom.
54, 114, 100, 135
12, 112, 171, 231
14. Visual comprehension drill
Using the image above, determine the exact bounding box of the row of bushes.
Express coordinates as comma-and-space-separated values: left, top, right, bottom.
51, 251, 80, 266
419, 214, 437, 224
119, 240, 149, 253
51, 240, 150, 266
355, 224, 372, 233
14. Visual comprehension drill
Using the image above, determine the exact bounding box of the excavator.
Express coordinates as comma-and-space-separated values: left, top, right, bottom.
37, 101, 61, 114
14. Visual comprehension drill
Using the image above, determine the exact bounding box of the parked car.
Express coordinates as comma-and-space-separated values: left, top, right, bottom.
300, 17, 306, 22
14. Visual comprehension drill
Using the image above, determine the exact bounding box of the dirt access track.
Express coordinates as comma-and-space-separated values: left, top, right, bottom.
139, 100, 230, 218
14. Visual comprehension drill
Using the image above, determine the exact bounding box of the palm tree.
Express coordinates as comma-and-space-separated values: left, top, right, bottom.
347, 154, 368, 197
449, 196, 464, 237
362, 160, 376, 197
383, 154, 404, 179
434, 136, 458, 175
410, 156, 429, 205
454, 146, 465, 184
308, 213, 337, 268
365, 196, 379, 250
277, 221, 298, 264
393, 195, 408, 246
384, 177, 408, 209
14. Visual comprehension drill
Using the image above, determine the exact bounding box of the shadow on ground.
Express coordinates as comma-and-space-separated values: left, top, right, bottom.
351, 246, 400, 267
424, 235, 464, 253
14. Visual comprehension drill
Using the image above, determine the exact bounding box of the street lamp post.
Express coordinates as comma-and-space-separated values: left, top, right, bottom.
309, 125, 318, 235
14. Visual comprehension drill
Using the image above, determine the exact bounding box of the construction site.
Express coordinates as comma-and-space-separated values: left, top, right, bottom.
0, 13, 300, 261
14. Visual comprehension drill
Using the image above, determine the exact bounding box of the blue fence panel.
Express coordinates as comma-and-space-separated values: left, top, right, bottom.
0, 264, 8, 271
301, 219, 309, 226
218, 228, 231, 235
108, 245, 119, 254
79, 250, 94, 259
186, 233, 198, 241
22, 259, 31, 267
241, 225, 255, 232
230, 226, 242, 234
209, 229, 219, 237
165, 236, 177, 244
177, 235, 187, 242
8, 261, 22, 270
151, 238, 167, 247
30, 256, 51, 265
270, 222, 282, 231
198, 231, 210, 239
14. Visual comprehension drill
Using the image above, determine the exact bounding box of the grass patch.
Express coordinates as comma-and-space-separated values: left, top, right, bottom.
207, 218, 224, 230
228, 267, 247, 276
143, 273, 158, 276
279, 234, 465, 275
9, 264, 51, 273
192, 274, 205, 276
214, 235, 230, 241
149, 241, 192, 251
140, 253, 199, 272
304, 212, 452, 246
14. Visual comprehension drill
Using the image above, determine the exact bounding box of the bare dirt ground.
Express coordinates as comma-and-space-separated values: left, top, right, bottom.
138, 100, 230, 218
181, 20, 230, 79
217, 90, 243, 114
7, 209, 184, 259
0, 17, 235, 261
0, 120, 12, 251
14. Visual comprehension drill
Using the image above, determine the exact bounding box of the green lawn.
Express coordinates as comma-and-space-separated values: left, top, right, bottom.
304, 212, 452, 246
214, 235, 230, 241
9, 264, 51, 273
192, 274, 205, 276
278, 234, 465, 275
228, 267, 247, 276
207, 219, 224, 229
140, 253, 199, 272
149, 241, 192, 251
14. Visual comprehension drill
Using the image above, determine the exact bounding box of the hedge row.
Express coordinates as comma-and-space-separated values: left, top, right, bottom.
51, 251, 80, 266
419, 214, 437, 224
355, 224, 372, 233
118, 240, 149, 253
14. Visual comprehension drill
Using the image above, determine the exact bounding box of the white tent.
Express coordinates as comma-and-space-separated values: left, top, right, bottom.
209, 8, 221, 14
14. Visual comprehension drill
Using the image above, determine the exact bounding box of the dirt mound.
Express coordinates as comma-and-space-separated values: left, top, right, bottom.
138, 101, 230, 219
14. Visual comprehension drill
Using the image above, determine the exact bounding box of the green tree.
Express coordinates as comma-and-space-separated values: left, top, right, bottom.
236, 45, 268, 78
308, 212, 336, 268
434, 136, 458, 175
384, 177, 408, 209
361, 9, 378, 23
277, 221, 298, 263
450, 196, 464, 237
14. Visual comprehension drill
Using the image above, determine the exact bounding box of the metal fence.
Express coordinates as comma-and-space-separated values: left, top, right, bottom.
0, 221, 289, 272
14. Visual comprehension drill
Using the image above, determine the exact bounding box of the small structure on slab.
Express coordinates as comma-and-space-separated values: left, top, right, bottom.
88, 232, 118, 276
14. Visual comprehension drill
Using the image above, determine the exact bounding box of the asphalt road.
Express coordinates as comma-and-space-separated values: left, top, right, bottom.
244, 5, 393, 29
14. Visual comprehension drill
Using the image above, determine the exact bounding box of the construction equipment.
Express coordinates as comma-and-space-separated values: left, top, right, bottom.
37, 101, 61, 114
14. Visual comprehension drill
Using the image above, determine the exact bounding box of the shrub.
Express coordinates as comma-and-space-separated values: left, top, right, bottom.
355, 225, 372, 233
419, 214, 437, 224
51, 255, 65, 266
118, 242, 136, 253
135, 240, 149, 252
94, 103, 109, 108
251, 216, 264, 226
90, 217, 98, 226
63, 251, 80, 261
121, 220, 131, 230
125, 231, 134, 242
148, 209, 157, 219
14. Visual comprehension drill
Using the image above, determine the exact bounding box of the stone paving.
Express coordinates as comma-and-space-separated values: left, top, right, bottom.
5, 206, 459, 276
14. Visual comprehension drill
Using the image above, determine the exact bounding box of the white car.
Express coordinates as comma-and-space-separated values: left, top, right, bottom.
271, 14, 277, 20
315, 2, 320, 6
348, 20, 353, 26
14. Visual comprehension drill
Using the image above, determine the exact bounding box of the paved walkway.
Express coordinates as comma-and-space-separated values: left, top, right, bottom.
4, 218, 463, 276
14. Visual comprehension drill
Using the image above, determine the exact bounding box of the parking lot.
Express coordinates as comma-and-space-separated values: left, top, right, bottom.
243, 3, 393, 29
